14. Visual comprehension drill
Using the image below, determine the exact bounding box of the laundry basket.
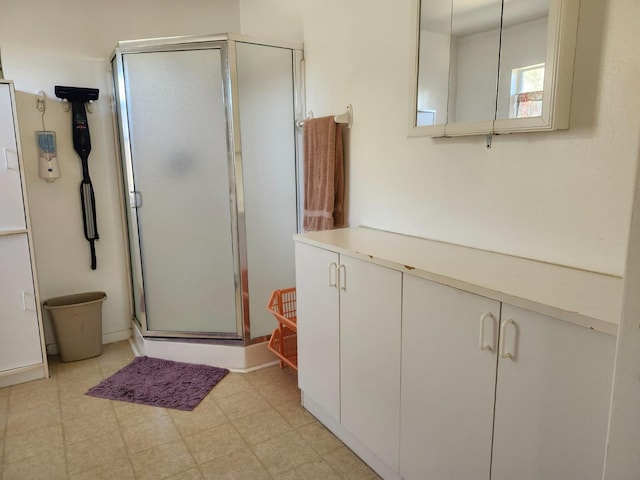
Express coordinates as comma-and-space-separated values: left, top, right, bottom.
266, 288, 297, 370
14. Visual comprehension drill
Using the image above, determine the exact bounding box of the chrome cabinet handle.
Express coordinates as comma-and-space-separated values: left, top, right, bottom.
479, 312, 497, 352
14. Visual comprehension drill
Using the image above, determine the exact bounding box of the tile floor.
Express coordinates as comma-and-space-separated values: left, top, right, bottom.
0, 341, 381, 480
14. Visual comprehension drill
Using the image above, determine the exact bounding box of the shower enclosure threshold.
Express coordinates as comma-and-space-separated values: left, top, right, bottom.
129, 321, 278, 372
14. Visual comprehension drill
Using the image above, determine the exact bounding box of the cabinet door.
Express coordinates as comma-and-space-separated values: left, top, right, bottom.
491, 304, 616, 480
400, 275, 500, 480
295, 242, 340, 420
340, 256, 402, 470
0, 234, 43, 370
0, 84, 26, 231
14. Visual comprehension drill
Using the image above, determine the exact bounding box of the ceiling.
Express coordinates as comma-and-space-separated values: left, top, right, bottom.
421, 0, 549, 36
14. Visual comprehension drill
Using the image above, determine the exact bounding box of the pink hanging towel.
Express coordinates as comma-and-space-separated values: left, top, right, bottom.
303, 116, 344, 231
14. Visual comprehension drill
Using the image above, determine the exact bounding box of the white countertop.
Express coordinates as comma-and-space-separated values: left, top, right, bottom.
294, 227, 623, 335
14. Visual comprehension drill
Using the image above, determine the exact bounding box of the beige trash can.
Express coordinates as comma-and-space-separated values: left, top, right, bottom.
43, 291, 106, 362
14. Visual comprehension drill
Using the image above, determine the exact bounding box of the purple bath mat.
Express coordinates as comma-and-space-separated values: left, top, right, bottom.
85, 356, 229, 411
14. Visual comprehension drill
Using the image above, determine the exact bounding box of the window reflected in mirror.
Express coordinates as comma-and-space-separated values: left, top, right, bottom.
496, 0, 549, 120
510, 63, 545, 118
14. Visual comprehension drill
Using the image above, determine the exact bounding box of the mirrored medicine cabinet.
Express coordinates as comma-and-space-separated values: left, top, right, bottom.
409, 0, 580, 138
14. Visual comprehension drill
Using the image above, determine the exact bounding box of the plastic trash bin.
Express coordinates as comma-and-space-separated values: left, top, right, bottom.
43, 291, 106, 362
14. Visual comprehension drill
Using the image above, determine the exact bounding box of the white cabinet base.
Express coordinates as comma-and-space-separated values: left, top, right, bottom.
301, 392, 402, 480
0, 364, 47, 388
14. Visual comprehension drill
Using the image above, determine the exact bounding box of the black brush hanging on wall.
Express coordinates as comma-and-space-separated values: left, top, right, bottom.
55, 85, 100, 270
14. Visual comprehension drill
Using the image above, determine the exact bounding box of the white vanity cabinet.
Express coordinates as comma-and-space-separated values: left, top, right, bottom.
295, 242, 341, 420
295, 241, 402, 472
0, 80, 48, 387
401, 275, 500, 479
294, 227, 621, 480
491, 304, 616, 480
401, 275, 616, 480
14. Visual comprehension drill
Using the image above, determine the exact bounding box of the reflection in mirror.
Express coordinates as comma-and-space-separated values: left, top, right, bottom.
449, 0, 502, 124
496, 0, 550, 120
416, 0, 452, 127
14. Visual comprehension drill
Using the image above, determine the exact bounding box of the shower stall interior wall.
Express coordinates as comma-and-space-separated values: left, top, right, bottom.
111, 34, 303, 351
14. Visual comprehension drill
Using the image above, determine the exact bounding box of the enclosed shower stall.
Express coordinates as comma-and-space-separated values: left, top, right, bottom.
110, 34, 303, 365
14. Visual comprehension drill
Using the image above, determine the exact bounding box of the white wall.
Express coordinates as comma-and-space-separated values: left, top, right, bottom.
301, 0, 640, 276
0, 0, 241, 350
1, 0, 638, 339
239, 0, 303, 43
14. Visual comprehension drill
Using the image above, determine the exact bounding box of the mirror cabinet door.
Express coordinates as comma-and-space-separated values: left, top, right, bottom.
446, 0, 502, 135
410, 0, 579, 138
496, 0, 550, 122
415, 0, 453, 134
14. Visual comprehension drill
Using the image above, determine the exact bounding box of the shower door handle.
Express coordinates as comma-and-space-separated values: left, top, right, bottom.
129, 191, 142, 209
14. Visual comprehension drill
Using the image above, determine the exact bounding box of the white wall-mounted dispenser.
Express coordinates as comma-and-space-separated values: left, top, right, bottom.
36, 130, 60, 182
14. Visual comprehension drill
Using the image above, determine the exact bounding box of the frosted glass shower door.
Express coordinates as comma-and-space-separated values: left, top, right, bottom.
123, 48, 239, 336
235, 42, 298, 339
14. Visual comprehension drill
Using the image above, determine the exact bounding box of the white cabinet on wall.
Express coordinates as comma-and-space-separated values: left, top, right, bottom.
295, 242, 402, 473
0, 80, 48, 387
294, 227, 621, 480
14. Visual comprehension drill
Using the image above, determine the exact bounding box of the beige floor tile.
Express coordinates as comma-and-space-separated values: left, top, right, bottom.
251, 430, 319, 476
121, 413, 181, 454
3, 424, 63, 464
2, 343, 383, 480
274, 399, 316, 429
60, 391, 112, 421
63, 408, 119, 445
97, 353, 135, 378
275, 458, 343, 480
258, 380, 302, 406
165, 467, 204, 480
7, 378, 58, 413
207, 372, 254, 399
55, 357, 101, 381
232, 407, 292, 445
1, 447, 66, 480
57, 373, 105, 400
113, 401, 171, 429
69, 458, 135, 480
297, 421, 343, 455
322, 446, 381, 480
0, 389, 7, 433
0, 410, 6, 438
65, 429, 127, 475
97, 342, 134, 369
183, 422, 246, 465
244, 365, 297, 388
199, 447, 270, 480
4, 402, 61, 438
215, 390, 272, 420
129, 438, 196, 480
0, 385, 9, 410
168, 400, 227, 437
